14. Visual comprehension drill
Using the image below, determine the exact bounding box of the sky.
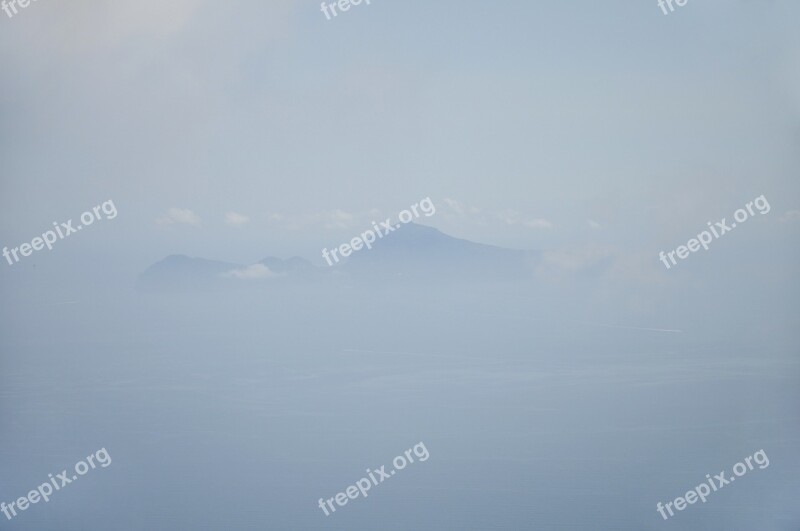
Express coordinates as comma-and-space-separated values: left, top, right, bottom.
1, 2, 800, 530
2, 0, 799, 270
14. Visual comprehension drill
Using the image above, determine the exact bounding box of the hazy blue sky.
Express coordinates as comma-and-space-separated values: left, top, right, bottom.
2, 3, 800, 530
2, 0, 799, 270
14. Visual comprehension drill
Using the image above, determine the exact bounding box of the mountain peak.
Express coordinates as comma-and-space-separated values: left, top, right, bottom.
136, 225, 539, 291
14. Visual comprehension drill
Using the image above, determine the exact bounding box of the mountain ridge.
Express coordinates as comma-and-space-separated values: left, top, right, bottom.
136, 224, 539, 292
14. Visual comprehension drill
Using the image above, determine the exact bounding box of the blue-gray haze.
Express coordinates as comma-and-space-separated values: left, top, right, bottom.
1, 1, 799, 529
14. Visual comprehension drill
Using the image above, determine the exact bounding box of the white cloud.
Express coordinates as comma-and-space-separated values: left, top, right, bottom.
224, 211, 249, 227
523, 218, 553, 229
443, 197, 467, 216
780, 209, 800, 223
156, 207, 201, 226
443, 198, 551, 229
588, 219, 602, 229
322, 209, 355, 229
497, 209, 521, 225
222, 264, 277, 280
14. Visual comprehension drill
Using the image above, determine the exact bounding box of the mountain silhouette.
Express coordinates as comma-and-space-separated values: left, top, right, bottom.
343, 223, 538, 280
136, 224, 539, 292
